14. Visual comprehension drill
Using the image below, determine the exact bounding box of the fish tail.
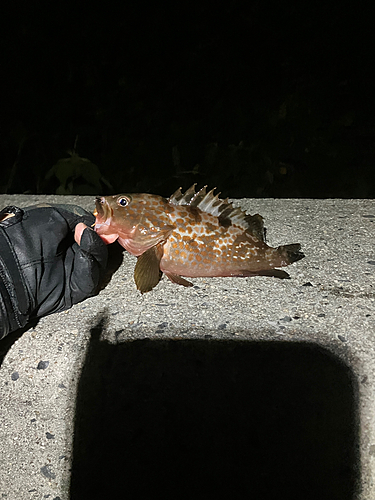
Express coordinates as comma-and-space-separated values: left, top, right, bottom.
277, 243, 305, 265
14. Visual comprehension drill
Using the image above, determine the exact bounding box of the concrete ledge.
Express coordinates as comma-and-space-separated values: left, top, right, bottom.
0, 194, 374, 499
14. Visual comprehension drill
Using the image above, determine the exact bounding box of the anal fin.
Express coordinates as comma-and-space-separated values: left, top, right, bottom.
164, 272, 193, 287
134, 244, 164, 293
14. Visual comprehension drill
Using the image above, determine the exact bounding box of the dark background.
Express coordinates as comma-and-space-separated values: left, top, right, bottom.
2, 0, 375, 198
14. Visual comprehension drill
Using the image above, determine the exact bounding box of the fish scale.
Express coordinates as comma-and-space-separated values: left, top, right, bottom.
94, 185, 304, 293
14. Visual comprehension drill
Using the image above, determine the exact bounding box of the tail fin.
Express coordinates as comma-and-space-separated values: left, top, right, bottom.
277, 243, 305, 265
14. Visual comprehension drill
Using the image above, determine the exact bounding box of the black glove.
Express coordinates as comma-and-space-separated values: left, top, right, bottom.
0, 204, 108, 339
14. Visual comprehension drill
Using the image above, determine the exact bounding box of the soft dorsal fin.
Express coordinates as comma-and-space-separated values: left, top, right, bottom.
168, 184, 266, 241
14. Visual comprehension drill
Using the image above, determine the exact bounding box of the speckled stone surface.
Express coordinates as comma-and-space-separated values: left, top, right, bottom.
0, 194, 374, 499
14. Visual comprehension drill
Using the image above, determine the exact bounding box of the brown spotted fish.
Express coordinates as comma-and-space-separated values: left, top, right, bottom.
94, 185, 304, 293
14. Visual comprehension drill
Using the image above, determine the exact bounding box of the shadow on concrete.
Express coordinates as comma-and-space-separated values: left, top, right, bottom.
99, 241, 125, 291
70, 319, 359, 500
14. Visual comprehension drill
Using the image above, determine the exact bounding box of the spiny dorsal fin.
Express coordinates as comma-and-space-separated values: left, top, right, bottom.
168, 184, 266, 241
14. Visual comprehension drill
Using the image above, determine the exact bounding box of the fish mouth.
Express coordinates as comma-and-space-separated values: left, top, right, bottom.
93, 196, 120, 244
94, 196, 114, 230
94, 196, 111, 219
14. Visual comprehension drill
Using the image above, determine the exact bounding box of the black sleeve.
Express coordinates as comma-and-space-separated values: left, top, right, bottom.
0, 205, 107, 339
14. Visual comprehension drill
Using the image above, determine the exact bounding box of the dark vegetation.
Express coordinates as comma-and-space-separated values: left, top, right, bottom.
2, 1, 375, 198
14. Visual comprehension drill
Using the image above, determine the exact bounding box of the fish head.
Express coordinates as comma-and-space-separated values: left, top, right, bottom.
94, 193, 173, 253
94, 194, 140, 244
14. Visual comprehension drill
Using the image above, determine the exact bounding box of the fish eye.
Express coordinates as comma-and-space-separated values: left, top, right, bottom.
117, 196, 130, 207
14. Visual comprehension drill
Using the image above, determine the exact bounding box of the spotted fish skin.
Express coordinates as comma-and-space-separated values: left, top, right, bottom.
94, 185, 304, 292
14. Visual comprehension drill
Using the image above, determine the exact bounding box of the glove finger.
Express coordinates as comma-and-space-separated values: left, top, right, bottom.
52, 206, 95, 230
70, 248, 101, 303
78, 226, 108, 270
69, 229, 108, 304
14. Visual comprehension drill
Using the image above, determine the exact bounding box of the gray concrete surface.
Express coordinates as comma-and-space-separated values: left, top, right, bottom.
0, 194, 374, 499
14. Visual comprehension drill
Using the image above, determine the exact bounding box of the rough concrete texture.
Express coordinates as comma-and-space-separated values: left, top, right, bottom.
0, 194, 374, 499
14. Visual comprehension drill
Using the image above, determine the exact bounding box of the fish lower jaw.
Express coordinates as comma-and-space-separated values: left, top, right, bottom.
97, 233, 119, 244
94, 223, 119, 244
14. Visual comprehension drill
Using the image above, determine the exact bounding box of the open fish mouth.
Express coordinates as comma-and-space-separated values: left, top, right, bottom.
93, 196, 121, 244
94, 196, 115, 234
94, 196, 112, 220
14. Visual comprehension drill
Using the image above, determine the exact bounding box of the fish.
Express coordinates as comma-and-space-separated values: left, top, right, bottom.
94, 185, 304, 293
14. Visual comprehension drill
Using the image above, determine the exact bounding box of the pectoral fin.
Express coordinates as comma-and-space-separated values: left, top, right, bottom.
134, 243, 164, 293
164, 272, 193, 287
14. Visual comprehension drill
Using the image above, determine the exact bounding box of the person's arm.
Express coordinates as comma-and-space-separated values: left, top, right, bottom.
0, 204, 107, 339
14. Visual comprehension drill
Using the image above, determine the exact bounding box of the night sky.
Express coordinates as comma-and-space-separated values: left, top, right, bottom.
2, 0, 375, 197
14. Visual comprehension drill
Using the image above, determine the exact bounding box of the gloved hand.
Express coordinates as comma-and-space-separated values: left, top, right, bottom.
0, 204, 108, 339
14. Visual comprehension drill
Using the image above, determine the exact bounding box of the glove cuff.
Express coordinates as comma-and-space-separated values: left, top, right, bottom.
0, 215, 31, 337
